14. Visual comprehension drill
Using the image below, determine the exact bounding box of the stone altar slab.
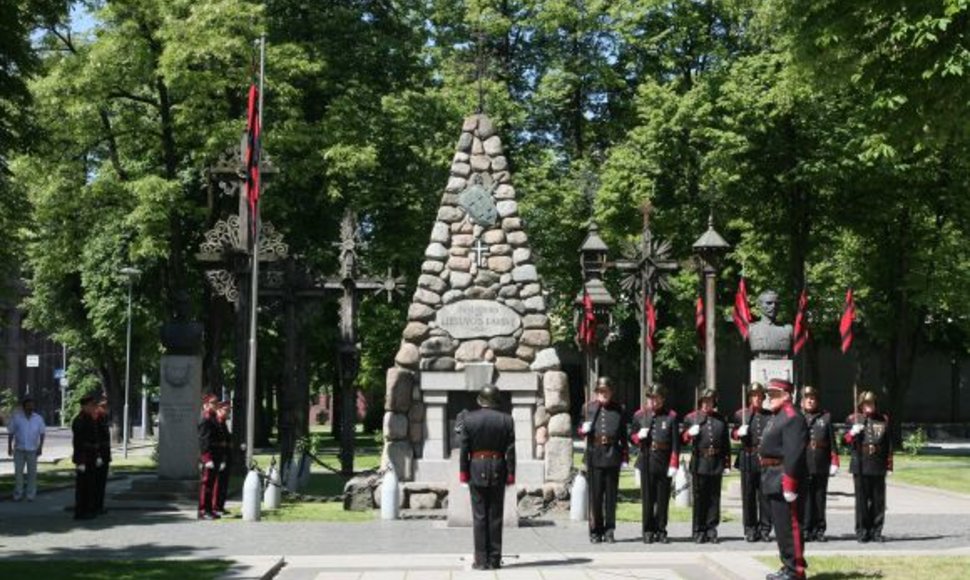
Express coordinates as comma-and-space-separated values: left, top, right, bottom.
158, 355, 202, 480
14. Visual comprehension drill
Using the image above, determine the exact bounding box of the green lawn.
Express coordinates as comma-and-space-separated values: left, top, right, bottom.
1, 560, 231, 580
831, 454, 970, 495
757, 555, 970, 580
0, 454, 157, 496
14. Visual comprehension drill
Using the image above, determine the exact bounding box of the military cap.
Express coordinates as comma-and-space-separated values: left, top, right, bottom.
477, 385, 501, 408
594, 377, 613, 393
646, 383, 668, 399
748, 382, 765, 395
79, 393, 98, 406
801, 385, 819, 399
857, 390, 877, 407
698, 388, 717, 402
766, 378, 794, 394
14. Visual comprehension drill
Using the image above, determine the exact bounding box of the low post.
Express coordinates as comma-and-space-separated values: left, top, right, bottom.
570, 471, 588, 521
242, 467, 262, 521
381, 464, 400, 521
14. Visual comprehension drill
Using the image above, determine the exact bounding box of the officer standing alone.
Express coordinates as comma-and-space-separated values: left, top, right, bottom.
579, 377, 628, 544
72, 394, 100, 520
682, 388, 730, 544
630, 384, 679, 544
459, 385, 516, 570
94, 397, 112, 515
800, 386, 839, 542
759, 378, 808, 580
732, 382, 773, 542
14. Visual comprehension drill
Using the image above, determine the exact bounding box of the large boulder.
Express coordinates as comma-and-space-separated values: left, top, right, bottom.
544, 437, 573, 483
385, 368, 415, 412
543, 371, 569, 413
547, 413, 572, 438
381, 441, 414, 480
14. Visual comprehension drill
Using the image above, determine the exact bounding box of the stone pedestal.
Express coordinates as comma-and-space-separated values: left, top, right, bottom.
750, 359, 793, 386
158, 355, 202, 480
446, 455, 520, 528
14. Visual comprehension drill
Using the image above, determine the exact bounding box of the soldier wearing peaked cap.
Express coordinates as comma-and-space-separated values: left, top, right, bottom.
682, 388, 730, 544
732, 382, 774, 542
579, 377, 629, 545
800, 386, 839, 542
459, 385, 516, 570
844, 390, 892, 543
759, 379, 808, 580
631, 383, 680, 544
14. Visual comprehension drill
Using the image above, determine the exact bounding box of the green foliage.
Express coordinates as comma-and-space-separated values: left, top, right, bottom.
902, 426, 928, 457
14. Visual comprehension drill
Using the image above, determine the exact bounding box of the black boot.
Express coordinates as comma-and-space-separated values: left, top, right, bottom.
657, 531, 670, 544
643, 532, 654, 544
604, 530, 616, 544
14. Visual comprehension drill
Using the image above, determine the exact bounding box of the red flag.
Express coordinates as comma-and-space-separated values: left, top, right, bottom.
695, 295, 705, 350
578, 289, 597, 349
793, 289, 810, 354
244, 77, 261, 237
840, 288, 855, 354
733, 278, 753, 340
645, 295, 657, 352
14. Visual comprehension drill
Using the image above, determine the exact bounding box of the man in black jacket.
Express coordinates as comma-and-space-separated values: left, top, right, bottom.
759, 378, 808, 580
213, 401, 233, 515
800, 386, 839, 542
198, 399, 220, 519
683, 388, 730, 544
459, 385, 516, 570
94, 397, 111, 515
72, 394, 100, 520
732, 382, 773, 542
631, 383, 680, 544
844, 390, 893, 543
580, 376, 628, 544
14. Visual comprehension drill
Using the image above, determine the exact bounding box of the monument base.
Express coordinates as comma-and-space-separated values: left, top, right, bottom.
750, 359, 793, 385
414, 457, 544, 485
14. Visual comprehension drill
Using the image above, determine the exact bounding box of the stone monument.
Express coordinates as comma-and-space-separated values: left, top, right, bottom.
158, 293, 204, 480
748, 289, 793, 385
383, 114, 571, 523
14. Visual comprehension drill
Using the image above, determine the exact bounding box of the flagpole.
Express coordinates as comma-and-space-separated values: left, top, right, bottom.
244, 35, 265, 469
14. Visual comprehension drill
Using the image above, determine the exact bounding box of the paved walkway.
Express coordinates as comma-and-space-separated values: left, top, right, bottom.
1, 469, 968, 579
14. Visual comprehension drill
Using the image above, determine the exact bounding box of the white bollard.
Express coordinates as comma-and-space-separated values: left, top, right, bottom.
381, 465, 400, 520
633, 464, 641, 488
674, 465, 691, 508
570, 471, 588, 521
242, 468, 262, 521
263, 465, 281, 510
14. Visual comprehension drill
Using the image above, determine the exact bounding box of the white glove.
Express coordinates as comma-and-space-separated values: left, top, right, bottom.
581, 421, 592, 435
95, 457, 104, 468
738, 425, 749, 437
220, 462, 227, 472
667, 466, 677, 478
77, 464, 87, 473
887, 470, 893, 477
688, 425, 700, 437
784, 491, 797, 503
460, 483, 469, 489
829, 464, 839, 477
204, 460, 215, 470
850, 424, 864, 436
638, 428, 649, 440
724, 468, 732, 476
621, 462, 629, 470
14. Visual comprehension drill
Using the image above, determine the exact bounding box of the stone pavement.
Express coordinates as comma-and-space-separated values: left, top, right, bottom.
1, 469, 968, 579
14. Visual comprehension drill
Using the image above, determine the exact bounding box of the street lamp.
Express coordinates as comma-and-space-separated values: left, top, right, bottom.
691, 214, 730, 393
576, 222, 616, 401
120, 266, 142, 459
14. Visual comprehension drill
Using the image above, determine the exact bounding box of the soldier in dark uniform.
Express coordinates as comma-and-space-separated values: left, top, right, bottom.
198, 397, 220, 519
800, 386, 839, 542
682, 388, 730, 544
71, 394, 100, 520
94, 397, 111, 515
759, 379, 808, 580
459, 385, 516, 570
844, 390, 893, 543
732, 382, 773, 542
630, 383, 680, 544
580, 376, 628, 544
213, 401, 232, 515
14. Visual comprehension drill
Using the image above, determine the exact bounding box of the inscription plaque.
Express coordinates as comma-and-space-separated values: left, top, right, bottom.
436, 300, 521, 339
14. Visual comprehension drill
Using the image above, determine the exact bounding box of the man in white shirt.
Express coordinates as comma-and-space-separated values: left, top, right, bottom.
7, 396, 46, 501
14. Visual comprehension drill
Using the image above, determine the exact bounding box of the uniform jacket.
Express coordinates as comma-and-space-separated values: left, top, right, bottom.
582, 400, 629, 469
71, 412, 100, 467
758, 401, 807, 497
844, 412, 893, 476
630, 406, 680, 473
459, 407, 516, 487
731, 406, 772, 472
198, 411, 219, 463
96, 413, 112, 465
802, 409, 839, 475
212, 418, 232, 464
682, 410, 730, 476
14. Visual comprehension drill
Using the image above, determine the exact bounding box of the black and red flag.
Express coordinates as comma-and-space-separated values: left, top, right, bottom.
695, 295, 705, 349
793, 289, 810, 355
840, 288, 855, 354
578, 288, 597, 350
733, 277, 753, 340
244, 68, 261, 238
645, 295, 657, 352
